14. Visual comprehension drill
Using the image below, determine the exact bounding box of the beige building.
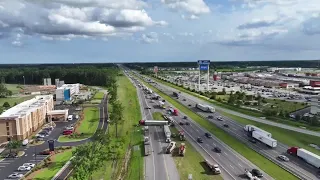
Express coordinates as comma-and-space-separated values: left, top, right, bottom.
0, 95, 54, 144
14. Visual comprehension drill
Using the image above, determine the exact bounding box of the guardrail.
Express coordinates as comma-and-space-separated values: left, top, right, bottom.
51, 156, 74, 180
142, 76, 306, 180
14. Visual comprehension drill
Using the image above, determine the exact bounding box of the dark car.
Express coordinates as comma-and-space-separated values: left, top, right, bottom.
208, 115, 214, 119
252, 169, 263, 177
5, 152, 18, 158
145, 106, 151, 109
214, 147, 221, 153
185, 122, 190, 125
223, 124, 229, 128
188, 104, 191, 106
183, 116, 188, 119
179, 122, 184, 125
249, 139, 257, 143
205, 132, 212, 138
197, 137, 203, 143
162, 100, 166, 102
183, 99, 186, 101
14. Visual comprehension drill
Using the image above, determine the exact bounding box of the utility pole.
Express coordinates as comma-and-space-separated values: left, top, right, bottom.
23, 76, 25, 86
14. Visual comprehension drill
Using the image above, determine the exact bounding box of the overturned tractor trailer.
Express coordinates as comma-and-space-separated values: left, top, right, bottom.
164, 125, 172, 142
139, 120, 168, 126
196, 104, 215, 113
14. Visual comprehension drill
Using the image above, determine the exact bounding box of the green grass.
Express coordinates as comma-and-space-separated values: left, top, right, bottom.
0, 95, 35, 107
152, 112, 222, 180
151, 76, 320, 131
265, 99, 306, 112
32, 149, 73, 180
58, 107, 99, 142
92, 75, 143, 180
93, 91, 105, 100
5, 84, 22, 94
136, 75, 298, 180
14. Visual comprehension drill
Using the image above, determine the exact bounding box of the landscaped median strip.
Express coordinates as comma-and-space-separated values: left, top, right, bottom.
134, 74, 298, 180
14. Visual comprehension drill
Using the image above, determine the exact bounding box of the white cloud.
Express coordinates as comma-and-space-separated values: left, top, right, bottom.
161, 0, 210, 15
141, 32, 158, 43
179, 32, 194, 36
11, 33, 22, 46
181, 14, 199, 20
51, 0, 147, 9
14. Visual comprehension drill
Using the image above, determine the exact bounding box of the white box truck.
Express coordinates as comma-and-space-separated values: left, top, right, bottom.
252, 131, 277, 148
196, 104, 215, 113
244, 125, 272, 138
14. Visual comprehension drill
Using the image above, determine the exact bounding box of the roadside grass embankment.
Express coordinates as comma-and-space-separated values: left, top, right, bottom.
92, 75, 143, 180
58, 107, 99, 142
137, 75, 298, 180
151, 76, 320, 131
93, 91, 105, 100
152, 112, 223, 180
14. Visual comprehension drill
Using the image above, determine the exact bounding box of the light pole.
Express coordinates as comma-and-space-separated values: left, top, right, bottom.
23, 76, 25, 87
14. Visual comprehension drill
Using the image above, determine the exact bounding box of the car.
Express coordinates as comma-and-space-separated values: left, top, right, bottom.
179, 121, 184, 125
223, 124, 229, 128
251, 169, 263, 177
39, 150, 51, 155
183, 99, 186, 101
197, 137, 203, 143
213, 147, 221, 153
185, 122, 190, 125
249, 138, 257, 143
208, 115, 213, 119
8, 173, 23, 179
145, 106, 151, 109
5, 152, 18, 158
188, 104, 191, 106
212, 164, 221, 174
22, 139, 29, 146
63, 130, 73, 135
205, 132, 212, 138
75, 115, 79, 119
18, 166, 31, 171
217, 116, 223, 121
183, 116, 188, 119
23, 163, 35, 168
278, 155, 289, 162
36, 134, 45, 138
64, 126, 74, 130
75, 107, 82, 111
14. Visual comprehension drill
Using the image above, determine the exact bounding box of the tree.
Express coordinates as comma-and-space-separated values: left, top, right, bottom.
7, 140, 21, 153
222, 88, 226, 95
109, 100, 124, 137
3, 102, 10, 108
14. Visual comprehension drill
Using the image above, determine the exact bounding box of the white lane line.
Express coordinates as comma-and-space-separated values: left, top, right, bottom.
238, 163, 242, 167
224, 152, 228, 156
212, 142, 216, 146
217, 153, 220, 157
230, 165, 234, 169
0, 163, 10, 164
0, 166, 6, 167
196, 129, 199, 132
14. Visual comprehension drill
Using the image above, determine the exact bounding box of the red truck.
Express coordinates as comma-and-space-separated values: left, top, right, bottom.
169, 108, 178, 116
287, 147, 320, 168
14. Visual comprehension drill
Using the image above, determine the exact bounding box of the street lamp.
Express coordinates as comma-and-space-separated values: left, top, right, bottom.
22, 76, 25, 86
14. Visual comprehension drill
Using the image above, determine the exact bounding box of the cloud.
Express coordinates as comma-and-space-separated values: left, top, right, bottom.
178, 32, 194, 36
181, 14, 199, 20
0, 0, 166, 40
141, 32, 158, 43
302, 15, 320, 35
161, 0, 210, 16
11, 33, 22, 46
237, 18, 278, 29
50, 0, 147, 9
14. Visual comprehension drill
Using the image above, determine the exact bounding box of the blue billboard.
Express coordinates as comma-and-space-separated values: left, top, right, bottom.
200, 65, 209, 71
198, 60, 210, 65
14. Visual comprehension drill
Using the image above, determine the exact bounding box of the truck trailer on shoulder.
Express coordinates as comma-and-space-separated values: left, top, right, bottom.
144, 137, 151, 156
287, 147, 320, 168
163, 125, 172, 142
195, 104, 215, 113
244, 125, 272, 138
166, 141, 176, 154
252, 131, 277, 148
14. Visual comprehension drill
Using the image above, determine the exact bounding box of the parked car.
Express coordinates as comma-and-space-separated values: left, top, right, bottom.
36, 134, 45, 138
64, 126, 74, 130
63, 130, 73, 135
145, 106, 151, 109
278, 155, 289, 162
22, 139, 29, 146
251, 169, 263, 177
205, 132, 212, 138
183, 116, 188, 119
18, 166, 31, 171
23, 163, 35, 168
75, 115, 79, 119
197, 137, 203, 143
39, 150, 51, 155
8, 173, 23, 179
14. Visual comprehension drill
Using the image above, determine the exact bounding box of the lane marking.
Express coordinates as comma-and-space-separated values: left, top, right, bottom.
224, 152, 228, 156
238, 163, 242, 167
230, 165, 234, 169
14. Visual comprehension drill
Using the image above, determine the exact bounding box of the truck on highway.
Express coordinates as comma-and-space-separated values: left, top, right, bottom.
164, 125, 171, 142
204, 159, 221, 174
169, 108, 178, 116
139, 120, 168, 126
152, 93, 160, 100
165, 141, 176, 154
195, 103, 215, 113
173, 92, 179, 98
244, 125, 272, 138
244, 169, 260, 180
147, 89, 153, 94
287, 147, 320, 168
179, 131, 185, 141
144, 137, 151, 156
159, 101, 166, 109
179, 143, 186, 156
252, 131, 277, 148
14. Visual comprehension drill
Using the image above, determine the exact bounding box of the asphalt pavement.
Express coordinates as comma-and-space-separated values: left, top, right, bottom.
0, 94, 109, 180
149, 77, 320, 180
130, 74, 180, 180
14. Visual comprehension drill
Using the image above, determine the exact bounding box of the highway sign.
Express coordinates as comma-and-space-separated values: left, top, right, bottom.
200, 65, 209, 71
197, 60, 210, 65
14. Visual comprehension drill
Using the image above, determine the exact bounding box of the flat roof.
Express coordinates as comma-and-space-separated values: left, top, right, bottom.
0, 95, 53, 119
47, 110, 68, 115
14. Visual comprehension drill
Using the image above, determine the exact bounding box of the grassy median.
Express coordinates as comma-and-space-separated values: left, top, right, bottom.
92, 75, 143, 180
58, 107, 100, 142
152, 112, 223, 180
137, 75, 298, 180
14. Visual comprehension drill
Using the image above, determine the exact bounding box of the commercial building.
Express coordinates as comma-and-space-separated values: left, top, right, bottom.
0, 95, 54, 144
55, 83, 80, 101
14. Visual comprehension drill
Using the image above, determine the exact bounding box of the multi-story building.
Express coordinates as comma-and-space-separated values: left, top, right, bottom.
0, 95, 54, 144
55, 83, 80, 101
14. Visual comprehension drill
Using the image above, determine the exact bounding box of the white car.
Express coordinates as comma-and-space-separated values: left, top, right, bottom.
36, 134, 45, 138
18, 166, 31, 171
8, 173, 23, 179
213, 164, 221, 174
75, 115, 79, 119
64, 126, 74, 130
23, 163, 35, 168
217, 116, 223, 121
278, 155, 289, 162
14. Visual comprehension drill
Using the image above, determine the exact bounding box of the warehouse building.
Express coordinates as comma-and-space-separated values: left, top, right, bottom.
0, 95, 54, 144
55, 83, 80, 101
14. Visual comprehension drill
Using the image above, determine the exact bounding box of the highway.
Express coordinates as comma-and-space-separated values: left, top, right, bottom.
131, 75, 273, 180
129, 73, 180, 180
142, 74, 320, 180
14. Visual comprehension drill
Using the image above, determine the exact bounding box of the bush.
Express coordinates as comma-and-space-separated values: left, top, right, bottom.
244, 101, 250, 105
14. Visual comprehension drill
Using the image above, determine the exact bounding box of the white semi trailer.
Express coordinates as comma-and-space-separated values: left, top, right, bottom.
252, 131, 277, 148
196, 104, 215, 113
244, 125, 272, 138
164, 125, 171, 142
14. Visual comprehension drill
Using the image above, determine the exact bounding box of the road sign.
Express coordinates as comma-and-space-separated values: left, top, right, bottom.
197, 60, 210, 65
200, 64, 208, 71
154, 66, 158, 73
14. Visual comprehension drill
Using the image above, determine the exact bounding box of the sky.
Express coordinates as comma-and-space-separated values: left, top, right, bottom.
1, 0, 320, 63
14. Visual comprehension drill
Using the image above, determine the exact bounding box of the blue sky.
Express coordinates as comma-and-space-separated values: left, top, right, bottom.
1, 0, 320, 63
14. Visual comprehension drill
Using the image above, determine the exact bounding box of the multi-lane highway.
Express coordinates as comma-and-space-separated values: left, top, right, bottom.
129, 73, 180, 180
142, 74, 320, 180
130, 74, 274, 180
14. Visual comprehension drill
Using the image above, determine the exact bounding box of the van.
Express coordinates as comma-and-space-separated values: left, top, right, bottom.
67, 115, 73, 121
22, 139, 29, 146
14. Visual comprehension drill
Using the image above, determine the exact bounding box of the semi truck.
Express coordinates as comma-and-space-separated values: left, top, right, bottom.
164, 125, 171, 142
252, 131, 277, 148
287, 147, 320, 168
204, 159, 221, 174
166, 141, 176, 154
173, 92, 179, 98
179, 131, 185, 141
152, 93, 160, 100
179, 143, 186, 156
169, 108, 178, 116
244, 125, 272, 138
195, 104, 215, 113
139, 120, 168, 126
159, 101, 166, 109
144, 137, 151, 156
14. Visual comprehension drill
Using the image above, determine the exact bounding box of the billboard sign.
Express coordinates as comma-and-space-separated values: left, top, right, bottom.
200, 65, 209, 71
197, 60, 210, 65
154, 66, 158, 73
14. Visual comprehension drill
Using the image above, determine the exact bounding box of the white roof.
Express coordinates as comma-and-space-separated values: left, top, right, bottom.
0, 95, 53, 119
47, 110, 68, 115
